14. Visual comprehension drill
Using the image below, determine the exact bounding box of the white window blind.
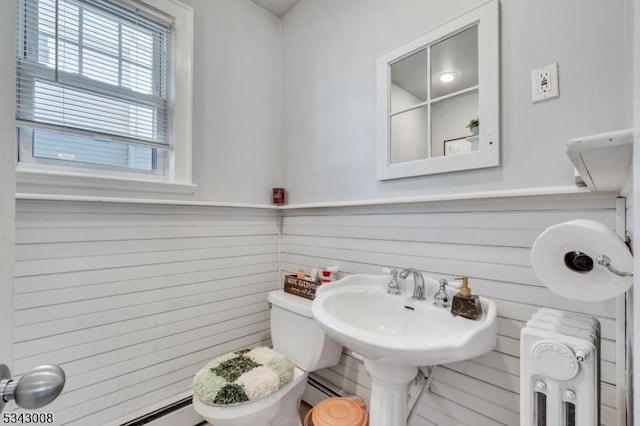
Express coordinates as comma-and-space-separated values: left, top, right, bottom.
16, 0, 174, 172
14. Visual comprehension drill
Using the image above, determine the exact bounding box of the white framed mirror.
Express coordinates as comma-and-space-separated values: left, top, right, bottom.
376, 0, 499, 180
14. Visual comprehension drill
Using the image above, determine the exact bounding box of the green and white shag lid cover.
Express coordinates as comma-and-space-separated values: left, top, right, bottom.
192, 347, 295, 406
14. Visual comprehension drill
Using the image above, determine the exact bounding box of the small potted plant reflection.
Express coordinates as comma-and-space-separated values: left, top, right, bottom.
466, 118, 479, 136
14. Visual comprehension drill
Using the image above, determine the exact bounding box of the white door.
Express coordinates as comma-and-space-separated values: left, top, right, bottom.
0, 0, 16, 377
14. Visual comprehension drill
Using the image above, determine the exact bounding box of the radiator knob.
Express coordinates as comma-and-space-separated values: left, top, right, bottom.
575, 348, 587, 362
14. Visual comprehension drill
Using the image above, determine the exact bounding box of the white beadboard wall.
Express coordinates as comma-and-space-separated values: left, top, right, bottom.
281, 192, 622, 426
13, 200, 278, 426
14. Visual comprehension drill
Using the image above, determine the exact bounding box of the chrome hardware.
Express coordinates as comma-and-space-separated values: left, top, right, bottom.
268, 302, 273, 309
0, 364, 65, 413
596, 255, 634, 277
399, 268, 426, 301
433, 278, 449, 308
387, 269, 401, 295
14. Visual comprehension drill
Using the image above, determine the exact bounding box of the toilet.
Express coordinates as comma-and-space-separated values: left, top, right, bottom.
193, 289, 343, 426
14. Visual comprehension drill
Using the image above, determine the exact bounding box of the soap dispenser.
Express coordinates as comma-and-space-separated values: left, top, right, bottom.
450, 276, 483, 320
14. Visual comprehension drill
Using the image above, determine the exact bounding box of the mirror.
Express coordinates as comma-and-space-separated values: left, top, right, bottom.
377, 1, 499, 180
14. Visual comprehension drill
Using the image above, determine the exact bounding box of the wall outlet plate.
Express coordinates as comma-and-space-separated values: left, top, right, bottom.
531, 62, 559, 102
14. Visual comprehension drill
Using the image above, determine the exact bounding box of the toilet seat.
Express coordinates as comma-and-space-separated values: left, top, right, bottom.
193, 347, 296, 405
193, 367, 306, 423
192, 290, 343, 426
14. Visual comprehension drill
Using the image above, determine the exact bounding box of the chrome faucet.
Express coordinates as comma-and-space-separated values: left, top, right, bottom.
387, 269, 401, 295
399, 268, 426, 300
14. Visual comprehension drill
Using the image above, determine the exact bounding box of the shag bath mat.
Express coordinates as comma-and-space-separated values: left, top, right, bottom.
192, 347, 295, 405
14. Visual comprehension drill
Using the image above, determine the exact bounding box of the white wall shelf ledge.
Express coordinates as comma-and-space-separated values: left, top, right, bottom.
16, 185, 607, 210
277, 185, 598, 210
15, 192, 279, 210
566, 129, 633, 193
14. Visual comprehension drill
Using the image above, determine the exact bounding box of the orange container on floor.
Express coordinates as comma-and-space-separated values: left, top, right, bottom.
303, 397, 368, 426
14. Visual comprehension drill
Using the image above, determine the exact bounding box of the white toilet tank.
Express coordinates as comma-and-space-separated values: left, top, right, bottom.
268, 290, 342, 371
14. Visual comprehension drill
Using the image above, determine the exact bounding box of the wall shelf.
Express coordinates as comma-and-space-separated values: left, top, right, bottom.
566, 129, 633, 193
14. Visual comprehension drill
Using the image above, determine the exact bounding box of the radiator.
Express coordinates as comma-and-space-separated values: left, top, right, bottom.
520, 308, 600, 426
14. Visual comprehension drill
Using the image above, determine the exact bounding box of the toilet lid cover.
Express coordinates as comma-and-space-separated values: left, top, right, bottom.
192, 347, 295, 406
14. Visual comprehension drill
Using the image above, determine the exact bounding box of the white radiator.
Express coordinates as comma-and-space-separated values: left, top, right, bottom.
520, 308, 600, 426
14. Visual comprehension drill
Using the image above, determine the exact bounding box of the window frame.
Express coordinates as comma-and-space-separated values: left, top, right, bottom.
17, 127, 167, 177
15, 0, 195, 195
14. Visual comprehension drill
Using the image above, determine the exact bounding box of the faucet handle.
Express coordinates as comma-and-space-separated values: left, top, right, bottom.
386, 269, 401, 295
434, 278, 449, 308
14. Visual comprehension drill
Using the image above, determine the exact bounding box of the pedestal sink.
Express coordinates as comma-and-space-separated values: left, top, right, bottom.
311, 274, 497, 426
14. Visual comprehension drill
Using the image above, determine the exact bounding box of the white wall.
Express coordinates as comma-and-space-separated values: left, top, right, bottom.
281, 0, 631, 204
0, 0, 16, 365
184, 0, 282, 204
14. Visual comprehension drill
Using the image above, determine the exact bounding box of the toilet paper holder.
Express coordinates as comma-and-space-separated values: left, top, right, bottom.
597, 254, 634, 277
565, 251, 633, 278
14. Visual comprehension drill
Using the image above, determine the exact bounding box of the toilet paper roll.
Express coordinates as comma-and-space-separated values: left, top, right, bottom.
530, 219, 632, 302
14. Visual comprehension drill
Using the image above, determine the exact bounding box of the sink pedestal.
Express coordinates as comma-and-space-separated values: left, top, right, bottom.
364, 358, 418, 426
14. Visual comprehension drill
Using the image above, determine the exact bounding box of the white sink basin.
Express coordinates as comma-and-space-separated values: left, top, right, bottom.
312, 273, 497, 426
312, 274, 497, 366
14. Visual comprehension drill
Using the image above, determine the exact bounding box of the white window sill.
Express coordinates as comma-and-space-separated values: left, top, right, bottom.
16, 165, 197, 196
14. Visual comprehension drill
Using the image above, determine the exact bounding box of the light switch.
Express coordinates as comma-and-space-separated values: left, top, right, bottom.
531, 62, 559, 103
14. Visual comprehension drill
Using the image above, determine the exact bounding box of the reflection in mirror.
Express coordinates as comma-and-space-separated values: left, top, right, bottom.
391, 106, 428, 164
390, 48, 428, 114
431, 90, 478, 157
387, 25, 479, 165
430, 26, 478, 99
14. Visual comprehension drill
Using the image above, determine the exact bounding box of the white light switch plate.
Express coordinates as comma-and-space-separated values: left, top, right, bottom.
531, 62, 559, 103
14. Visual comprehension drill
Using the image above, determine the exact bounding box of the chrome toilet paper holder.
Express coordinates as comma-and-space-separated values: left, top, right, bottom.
564, 251, 634, 278
597, 254, 634, 277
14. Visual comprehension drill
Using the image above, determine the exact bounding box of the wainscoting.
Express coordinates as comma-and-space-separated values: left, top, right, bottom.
12, 191, 626, 426
13, 200, 279, 425
281, 192, 622, 426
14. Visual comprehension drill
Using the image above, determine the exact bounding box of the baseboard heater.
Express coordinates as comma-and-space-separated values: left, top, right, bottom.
119, 375, 344, 425
120, 396, 204, 426
303, 374, 346, 406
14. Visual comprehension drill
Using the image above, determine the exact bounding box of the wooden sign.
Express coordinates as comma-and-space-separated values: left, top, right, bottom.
283, 275, 321, 300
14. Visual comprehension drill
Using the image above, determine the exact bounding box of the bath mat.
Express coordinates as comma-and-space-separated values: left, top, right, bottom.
192, 347, 295, 406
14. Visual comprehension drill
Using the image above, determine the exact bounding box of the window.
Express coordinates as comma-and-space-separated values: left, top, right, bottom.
15, 0, 194, 189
